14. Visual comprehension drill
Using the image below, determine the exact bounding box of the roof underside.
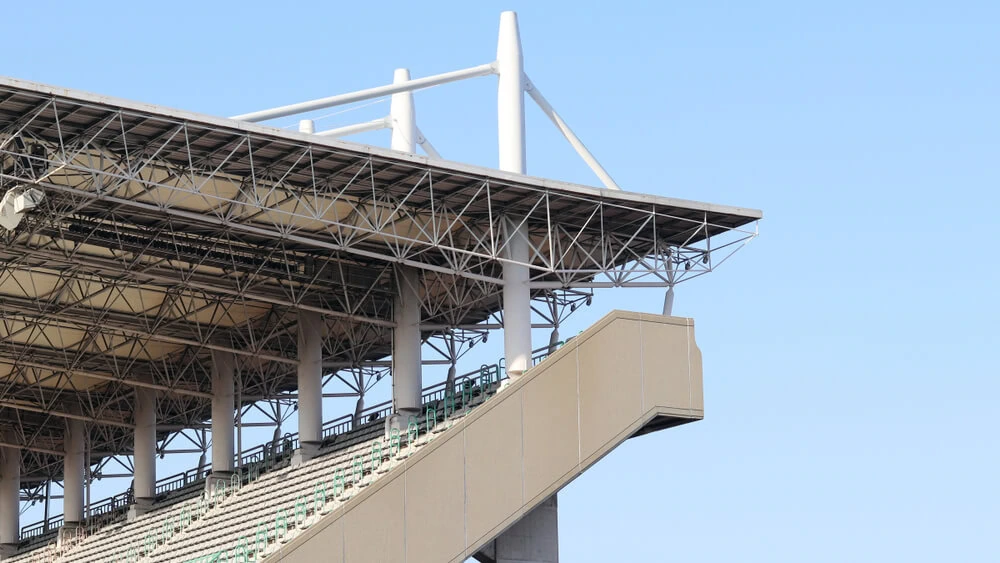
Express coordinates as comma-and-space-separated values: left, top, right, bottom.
0, 76, 760, 479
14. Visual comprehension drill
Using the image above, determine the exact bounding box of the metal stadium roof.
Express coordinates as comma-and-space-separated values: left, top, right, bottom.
0, 76, 759, 480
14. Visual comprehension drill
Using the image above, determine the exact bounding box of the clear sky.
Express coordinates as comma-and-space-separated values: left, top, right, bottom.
4, 1, 998, 561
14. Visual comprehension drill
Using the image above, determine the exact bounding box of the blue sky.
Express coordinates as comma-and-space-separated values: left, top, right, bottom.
4, 1, 999, 561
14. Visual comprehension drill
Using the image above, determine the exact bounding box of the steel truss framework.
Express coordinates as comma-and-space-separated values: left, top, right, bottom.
0, 77, 759, 499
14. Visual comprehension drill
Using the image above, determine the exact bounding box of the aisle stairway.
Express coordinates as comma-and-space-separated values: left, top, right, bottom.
268, 311, 702, 562
7, 310, 701, 562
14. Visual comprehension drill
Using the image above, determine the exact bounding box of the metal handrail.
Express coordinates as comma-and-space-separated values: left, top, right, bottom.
18, 342, 562, 540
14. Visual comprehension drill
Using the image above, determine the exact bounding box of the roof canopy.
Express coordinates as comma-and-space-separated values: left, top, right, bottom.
0, 76, 759, 479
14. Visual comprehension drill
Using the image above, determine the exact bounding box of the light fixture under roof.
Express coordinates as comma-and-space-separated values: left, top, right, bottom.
0, 187, 44, 231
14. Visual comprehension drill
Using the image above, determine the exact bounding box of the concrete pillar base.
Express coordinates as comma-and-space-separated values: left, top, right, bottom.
385, 409, 420, 437
0, 543, 18, 560
57, 523, 85, 548
127, 497, 156, 521
204, 471, 235, 495
476, 494, 558, 563
292, 442, 322, 466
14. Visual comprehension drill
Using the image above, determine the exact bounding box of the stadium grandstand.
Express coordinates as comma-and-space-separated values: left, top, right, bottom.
0, 11, 760, 562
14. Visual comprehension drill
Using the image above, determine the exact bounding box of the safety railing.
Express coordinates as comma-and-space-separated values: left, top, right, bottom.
155, 466, 210, 496
17, 341, 564, 545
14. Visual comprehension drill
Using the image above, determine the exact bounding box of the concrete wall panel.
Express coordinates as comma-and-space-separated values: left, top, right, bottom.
404, 435, 466, 563
342, 476, 405, 563
287, 518, 344, 563
274, 311, 704, 563
464, 391, 525, 548
522, 349, 580, 502
578, 318, 643, 462
640, 316, 694, 412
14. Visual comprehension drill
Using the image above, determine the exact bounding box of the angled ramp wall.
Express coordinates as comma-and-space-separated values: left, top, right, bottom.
269, 311, 703, 563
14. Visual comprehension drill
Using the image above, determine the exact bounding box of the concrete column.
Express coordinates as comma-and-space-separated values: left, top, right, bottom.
498, 11, 533, 380
497, 11, 526, 174
390, 69, 417, 153
133, 387, 157, 509
0, 447, 19, 554
297, 310, 323, 456
211, 350, 236, 475
478, 495, 559, 563
63, 420, 85, 525
392, 266, 422, 423
503, 221, 533, 378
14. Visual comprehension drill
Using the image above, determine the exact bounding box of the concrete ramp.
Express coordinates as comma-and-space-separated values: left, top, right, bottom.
269, 311, 703, 562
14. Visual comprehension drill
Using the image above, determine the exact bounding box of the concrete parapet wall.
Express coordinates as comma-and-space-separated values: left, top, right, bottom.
270, 310, 703, 563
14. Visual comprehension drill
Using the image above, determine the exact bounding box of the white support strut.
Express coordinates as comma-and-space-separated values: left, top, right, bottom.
316, 118, 390, 138
524, 76, 621, 191
231, 63, 496, 122
415, 126, 442, 159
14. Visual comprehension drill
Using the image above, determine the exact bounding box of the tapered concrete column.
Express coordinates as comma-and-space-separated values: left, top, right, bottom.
497, 11, 526, 174
352, 395, 365, 429
211, 350, 235, 475
390, 69, 417, 153
498, 11, 533, 380
477, 495, 559, 563
63, 420, 85, 525
392, 266, 422, 424
133, 387, 157, 509
0, 447, 19, 555
297, 311, 323, 457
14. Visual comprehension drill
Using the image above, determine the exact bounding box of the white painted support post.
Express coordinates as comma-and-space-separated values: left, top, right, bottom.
498, 11, 533, 379
390, 69, 417, 153
0, 447, 19, 554
503, 220, 533, 377
388, 76, 422, 429
133, 387, 157, 509
211, 350, 235, 475
497, 11, 526, 174
298, 119, 314, 134
297, 311, 324, 460
62, 420, 85, 525
392, 266, 422, 423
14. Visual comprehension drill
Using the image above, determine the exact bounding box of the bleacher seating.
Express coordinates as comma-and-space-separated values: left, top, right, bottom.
6, 356, 516, 563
